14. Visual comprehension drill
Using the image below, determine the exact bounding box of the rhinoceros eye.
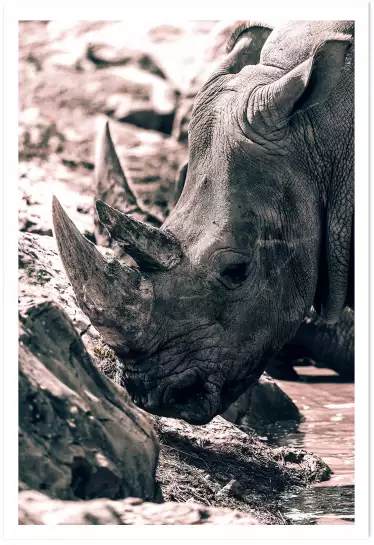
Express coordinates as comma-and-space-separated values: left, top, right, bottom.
213, 251, 250, 289
221, 262, 249, 287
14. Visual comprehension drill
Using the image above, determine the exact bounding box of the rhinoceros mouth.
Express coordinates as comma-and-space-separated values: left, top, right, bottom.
144, 403, 216, 426
134, 391, 219, 425
123, 348, 271, 424
124, 368, 222, 425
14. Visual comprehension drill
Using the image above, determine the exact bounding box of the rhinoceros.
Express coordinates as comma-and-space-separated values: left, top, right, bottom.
53, 20, 354, 424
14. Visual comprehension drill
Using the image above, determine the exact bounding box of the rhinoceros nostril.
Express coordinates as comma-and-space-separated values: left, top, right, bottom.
123, 376, 147, 404
166, 376, 206, 407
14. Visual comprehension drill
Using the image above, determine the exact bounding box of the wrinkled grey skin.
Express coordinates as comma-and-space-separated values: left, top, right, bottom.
268, 307, 354, 380
118, 21, 354, 424
55, 21, 354, 425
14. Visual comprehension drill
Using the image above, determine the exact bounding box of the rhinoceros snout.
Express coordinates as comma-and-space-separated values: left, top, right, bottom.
163, 374, 207, 411
125, 370, 219, 425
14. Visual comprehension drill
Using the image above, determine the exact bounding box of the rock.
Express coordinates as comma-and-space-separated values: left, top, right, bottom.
64, 20, 218, 92
19, 62, 177, 132
86, 43, 167, 80
18, 109, 65, 161
145, 21, 220, 92
19, 21, 170, 77
19, 21, 215, 139
18, 157, 94, 238
101, 66, 176, 131
19, 232, 163, 502
18, 21, 106, 73
33, 20, 216, 91
19, 299, 160, 502
215, 479, 243, 499
152, 414, 331, 524
19, 232, 93, 335
272, 448, 333, 483
222, 372, 300, 429
19, 490, 261, 525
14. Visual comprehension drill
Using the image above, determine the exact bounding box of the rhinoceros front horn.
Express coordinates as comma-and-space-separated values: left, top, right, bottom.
96, 200, 183, 272
52, 196, 153, 355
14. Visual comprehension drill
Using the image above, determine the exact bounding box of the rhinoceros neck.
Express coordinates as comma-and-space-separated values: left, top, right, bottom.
310, 64, 354, 320
303, 41, 354, 195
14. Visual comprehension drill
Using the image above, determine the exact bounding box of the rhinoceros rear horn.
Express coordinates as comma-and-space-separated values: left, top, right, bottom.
96, 200, 183, 272
52, 196, 154, 354
95, 120, 162, 229
95, 120, 139, 210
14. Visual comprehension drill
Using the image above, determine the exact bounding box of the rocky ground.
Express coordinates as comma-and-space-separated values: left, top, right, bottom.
18, 20, 334, 525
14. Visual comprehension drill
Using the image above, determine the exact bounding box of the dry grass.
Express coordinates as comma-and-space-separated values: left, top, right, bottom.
92, 338, 118, 380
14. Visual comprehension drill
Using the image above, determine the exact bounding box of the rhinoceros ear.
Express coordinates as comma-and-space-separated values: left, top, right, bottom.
290, 38, 352, 114
249, 37, 352, 128
223, 22, 273, 73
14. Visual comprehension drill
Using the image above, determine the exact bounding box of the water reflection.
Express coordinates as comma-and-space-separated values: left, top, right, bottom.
279, 485, 354, 525
255, 366, 355, 524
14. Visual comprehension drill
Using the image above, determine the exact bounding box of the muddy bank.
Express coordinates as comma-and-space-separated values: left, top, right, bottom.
153, 415, 331, 525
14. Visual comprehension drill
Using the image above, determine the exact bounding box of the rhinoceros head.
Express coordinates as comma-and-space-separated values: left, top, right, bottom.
53, 21, 353, 424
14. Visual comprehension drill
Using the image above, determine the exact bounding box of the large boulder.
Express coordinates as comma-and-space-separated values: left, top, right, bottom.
222, 372, 301, 429
19, 298, 160, 502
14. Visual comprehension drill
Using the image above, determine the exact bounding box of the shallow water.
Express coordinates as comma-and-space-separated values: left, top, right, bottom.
261, 366, 354, 525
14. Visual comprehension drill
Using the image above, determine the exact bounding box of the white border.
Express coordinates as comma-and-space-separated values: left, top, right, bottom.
3, 2, 370, 543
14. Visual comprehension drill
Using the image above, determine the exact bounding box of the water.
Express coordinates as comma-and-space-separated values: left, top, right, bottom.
261, 366, 355, 525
